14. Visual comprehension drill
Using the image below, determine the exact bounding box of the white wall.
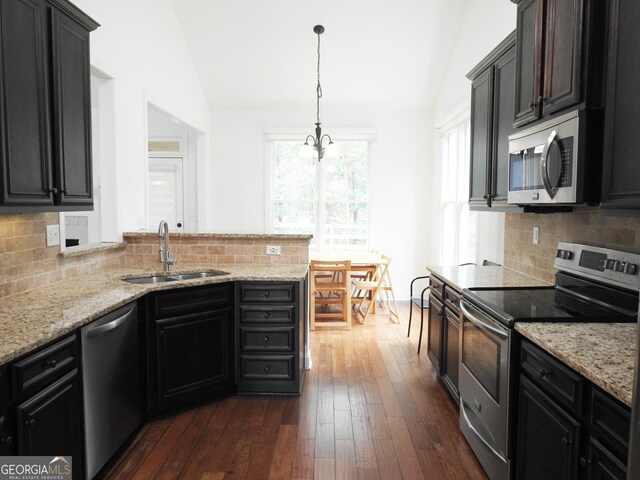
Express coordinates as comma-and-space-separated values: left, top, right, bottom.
428, 0, 516, 266
71, 0, 210, 236
210, 107, 433, 298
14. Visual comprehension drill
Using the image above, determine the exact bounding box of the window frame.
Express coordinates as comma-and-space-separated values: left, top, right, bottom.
264, 130, 376, 250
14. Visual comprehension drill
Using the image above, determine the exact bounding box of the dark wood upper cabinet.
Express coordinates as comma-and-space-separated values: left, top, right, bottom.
514, 0, 543, 127
512, 0, 604, 128
601, 0, 640, 211
467, 32, 519, 210
469, 68, 493, 207
0, 0, 98, 212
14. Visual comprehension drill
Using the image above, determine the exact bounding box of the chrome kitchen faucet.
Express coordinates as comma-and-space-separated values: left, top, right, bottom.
158, 220, 176, 272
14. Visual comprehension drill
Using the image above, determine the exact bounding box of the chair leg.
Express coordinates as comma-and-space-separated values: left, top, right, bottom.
417, 307, 425, 354
407, 301, 413, 337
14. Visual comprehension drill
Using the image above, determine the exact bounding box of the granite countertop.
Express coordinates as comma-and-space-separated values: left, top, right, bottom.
427, 264, 550, 291
0, 264, 308, 365
516, 323, 636, 407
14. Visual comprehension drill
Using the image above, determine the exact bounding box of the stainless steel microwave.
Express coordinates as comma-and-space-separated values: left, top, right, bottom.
508, 110, 588, 205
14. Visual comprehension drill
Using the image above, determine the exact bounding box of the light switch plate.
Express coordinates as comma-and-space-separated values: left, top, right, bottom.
532, 226, 539, 245
46, 224, 60, 247
266, 245, 281, 255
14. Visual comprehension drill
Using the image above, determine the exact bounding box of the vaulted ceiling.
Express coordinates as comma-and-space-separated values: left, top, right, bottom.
170, 0, 469, 109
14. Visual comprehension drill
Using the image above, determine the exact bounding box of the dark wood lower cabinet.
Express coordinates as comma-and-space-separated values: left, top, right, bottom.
16, 369, 82, 480
516, 374, 581, 480
147, 284, 235, 416
516, 339, 631, 479
427, 294, 443, 375
441, 308, 460, 403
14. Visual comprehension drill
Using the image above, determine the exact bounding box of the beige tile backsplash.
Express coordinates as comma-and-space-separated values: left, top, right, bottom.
123, 234, 310, 268
0, 214, 311, 299
504, 207, 640, 282
0, 213, 125, 297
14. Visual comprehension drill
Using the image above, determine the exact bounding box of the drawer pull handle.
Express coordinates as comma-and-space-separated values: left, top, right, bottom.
264, 291, 270, 298
264, 365, 270, 373
263, 312, 270, 319
46, 359, 57, 368
264, 336, 270, 342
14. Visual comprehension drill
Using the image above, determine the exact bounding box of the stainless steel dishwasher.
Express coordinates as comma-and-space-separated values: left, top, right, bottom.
81, 303, 141, 479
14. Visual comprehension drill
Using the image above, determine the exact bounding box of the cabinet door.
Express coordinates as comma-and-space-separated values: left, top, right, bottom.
16, 369, 81, 479
542, 0, 584, 116
491, 45, 516, 205
427, 294, 443, 375
0, 0, 55, 207
469, 68, 493, 207
154, 308, 234, 410
514, 0, 543, 127
601, 0, 640, 210
442, 309, 459, 403
50, 9, 93, 208
516, 375, 581, 480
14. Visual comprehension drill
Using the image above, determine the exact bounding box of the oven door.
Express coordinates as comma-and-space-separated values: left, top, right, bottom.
459, 299, 512, 480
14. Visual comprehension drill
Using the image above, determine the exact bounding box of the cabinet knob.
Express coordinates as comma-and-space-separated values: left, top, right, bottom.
0, 436, 13, 447
48, 187, 58, 195
537, 368, 551, 379
264, 336, 270, 343
529, 101, 536, 109
46, 359, 57, 368
579, 457, 591, 467
264, 365, 270, 373
561, 437, 571, 447
263, 312, 270, 319
264, 291, 270, 298
25, 419, 35, 427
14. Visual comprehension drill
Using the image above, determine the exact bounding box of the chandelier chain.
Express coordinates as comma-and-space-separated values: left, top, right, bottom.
316, 30, 322, 125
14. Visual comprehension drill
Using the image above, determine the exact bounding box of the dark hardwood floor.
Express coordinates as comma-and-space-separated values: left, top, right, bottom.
99, 303, 487, 480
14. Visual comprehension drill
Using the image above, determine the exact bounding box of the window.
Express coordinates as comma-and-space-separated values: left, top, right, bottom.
269, 139, 369, 250
440, 118, 477, 265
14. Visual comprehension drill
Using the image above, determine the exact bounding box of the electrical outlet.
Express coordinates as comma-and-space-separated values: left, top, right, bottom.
46, 224, 60, 247
266, 245, 281, 255
532, 226, 540, 245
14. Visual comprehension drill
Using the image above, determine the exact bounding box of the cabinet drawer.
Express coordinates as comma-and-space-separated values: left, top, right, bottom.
429, 276, 445, 301
590, 388, 630, 464
239, 304, 295, 324
152, 284, 232, 318
444, 288, 461, 315
239, 355, 295, 381
240, 326, 294, 353
11, 335, 77, 400
521, 340, 584, 415
238, 283, 295, 303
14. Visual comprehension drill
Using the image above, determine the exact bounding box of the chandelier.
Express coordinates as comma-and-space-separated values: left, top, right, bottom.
299, 25, 339, 161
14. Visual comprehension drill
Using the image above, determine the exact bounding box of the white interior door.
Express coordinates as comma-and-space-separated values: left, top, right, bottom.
147, 157, 184, 232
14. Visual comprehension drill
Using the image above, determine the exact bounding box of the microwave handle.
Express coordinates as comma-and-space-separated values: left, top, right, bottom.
540, 130, 558, 199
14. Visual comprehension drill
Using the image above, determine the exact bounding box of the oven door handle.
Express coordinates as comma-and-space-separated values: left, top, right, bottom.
460, 401, 508, 463
461, 301, 508, 340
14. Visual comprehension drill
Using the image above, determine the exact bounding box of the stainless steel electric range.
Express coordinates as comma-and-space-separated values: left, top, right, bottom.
459, 242, 640, 480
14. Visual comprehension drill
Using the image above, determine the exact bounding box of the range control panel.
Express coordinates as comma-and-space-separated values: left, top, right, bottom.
555, 242, 640, 290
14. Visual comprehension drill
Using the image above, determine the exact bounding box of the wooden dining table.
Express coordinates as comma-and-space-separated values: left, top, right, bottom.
309, 250, 386, 317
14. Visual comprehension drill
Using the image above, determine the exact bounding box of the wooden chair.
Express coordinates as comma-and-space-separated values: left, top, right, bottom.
353, 254, 399, 324
310, 260, 352, 330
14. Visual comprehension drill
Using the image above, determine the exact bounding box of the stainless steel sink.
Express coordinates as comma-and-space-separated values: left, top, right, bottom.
122, 270, 229, 284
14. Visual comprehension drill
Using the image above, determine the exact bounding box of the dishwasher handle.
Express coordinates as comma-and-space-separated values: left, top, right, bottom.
85, 307, 135, 338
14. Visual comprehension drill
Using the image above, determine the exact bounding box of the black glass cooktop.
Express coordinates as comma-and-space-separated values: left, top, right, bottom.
463, 286, 637, 327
